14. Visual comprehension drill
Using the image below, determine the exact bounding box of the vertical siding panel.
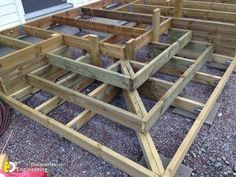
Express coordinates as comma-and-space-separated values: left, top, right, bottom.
0, 0, 25, 31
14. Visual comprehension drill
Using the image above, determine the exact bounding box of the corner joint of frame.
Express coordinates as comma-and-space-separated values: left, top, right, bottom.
79, 8, 84, 17
128, 77, 135, 92
18, 25, 25, 36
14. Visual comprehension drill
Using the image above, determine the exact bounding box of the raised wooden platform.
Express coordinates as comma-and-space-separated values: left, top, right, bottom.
0, 0, 235, 177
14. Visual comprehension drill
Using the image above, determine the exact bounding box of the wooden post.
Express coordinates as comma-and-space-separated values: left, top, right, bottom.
88, 35, 101, 66
174, 0, 183, 18
152, 9, 161, 42
126, 39, 136, 60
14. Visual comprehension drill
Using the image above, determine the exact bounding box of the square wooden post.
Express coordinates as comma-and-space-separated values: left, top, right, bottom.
126, 39, 136, 60
88, 35, 101, 66
174, 0, 183, 18
152, 9, 161, 42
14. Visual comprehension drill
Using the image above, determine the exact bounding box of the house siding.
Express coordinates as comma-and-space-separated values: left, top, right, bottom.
0, 0, 98, 31
0, 0, 25, 31
67, 0, 99, 7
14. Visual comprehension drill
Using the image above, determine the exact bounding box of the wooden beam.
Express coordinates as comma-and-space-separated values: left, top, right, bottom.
66, 61, 125, 130
63, 35, 90, 51
0, 35, 31, 49
53, 15, 146, 37
66, 84, 120, 130
24, 25, 55, 39
132, 29, 192, 90
27, 74, 144, 132
187, 0, 236, 4
0, 35, 63, 72
46, 53, 132, 90
152, 9, 161, 42
120, 61, 164, 175
144, 0, 236, 11
126, 39, 136, 60
87, 35, 101, 66
0, 93, 156, 177
163, 53, 236, 177
36, 60, 119, 118
35, 75, 93, 114
100, 42, 126, 59
139, 77, 205, 114
81, 7, 153, 24
117, 3, 236, 23
172, 18, 236, 56
177, 1, 236, 13
174, 0, 183, 18
145, 44, 213, 131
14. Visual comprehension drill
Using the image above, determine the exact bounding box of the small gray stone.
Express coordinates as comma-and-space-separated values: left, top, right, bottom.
215, 162, 223, 168
190, 151, 197, 158
222, 157, 230, 165
223, 171, 229, 176
209, 157, 216, 163
232, 133, 236, 139
200, 148, 206, 153
106, 171, 111, 175
233, 164, 236, 172
222, 156, 226, 161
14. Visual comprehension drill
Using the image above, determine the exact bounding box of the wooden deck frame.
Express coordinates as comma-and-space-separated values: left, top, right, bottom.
0, 1, 235, 177
43, 28, 191, 91
145, 44, 214, 131
134, 0, 236, 13
109, 0, 236, 23
80, 6, 236, 58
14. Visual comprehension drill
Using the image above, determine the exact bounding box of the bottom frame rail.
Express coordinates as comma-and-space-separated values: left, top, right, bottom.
0, 93, 157, 177
162, 55, 236, 177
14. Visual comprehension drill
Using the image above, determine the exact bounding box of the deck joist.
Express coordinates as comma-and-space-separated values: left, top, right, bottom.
0, 0, 235, 177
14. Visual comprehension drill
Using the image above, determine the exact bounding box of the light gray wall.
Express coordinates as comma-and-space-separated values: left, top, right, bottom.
0, 0, 100, 31
0, 0, 25, 31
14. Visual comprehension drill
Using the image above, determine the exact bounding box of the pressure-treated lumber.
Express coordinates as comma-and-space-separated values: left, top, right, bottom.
81, 7, 153, 24
0, 35, 31, 49
116, 3, 236, 23
35, 75, 93, 114
145, 44, 213, 131
66, 84, 120, 130
36, 62, 121, 128
152, 9, 161, 42
139, 77, 205, 114
174, 0, 183, 18
137, 0, 236, 13
27, 74, 144, 132
0, 35, 63, 72
46, 53, 132, 90
121, 61, 164, 175
0, 1, 234, 177
132, 29, 192, 90
52, 15, 146, 36
0, 93, 156, 177
163, 54, 236, 177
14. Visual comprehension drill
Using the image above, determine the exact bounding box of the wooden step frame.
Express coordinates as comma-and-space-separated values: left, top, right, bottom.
0, 1, 235, 177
